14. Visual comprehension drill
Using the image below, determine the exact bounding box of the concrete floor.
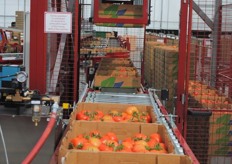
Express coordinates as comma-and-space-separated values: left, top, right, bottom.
0, 106, 57, 164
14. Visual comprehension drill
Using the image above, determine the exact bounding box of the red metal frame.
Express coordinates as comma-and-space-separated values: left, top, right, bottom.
154, 94, 200, 164
176, 0, 189, 136
93, 0, 148, 24
74, 1, 80, 101
30, 0, 47, 94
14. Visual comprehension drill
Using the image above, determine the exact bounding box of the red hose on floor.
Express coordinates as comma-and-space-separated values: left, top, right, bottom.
22, 112, 57, 164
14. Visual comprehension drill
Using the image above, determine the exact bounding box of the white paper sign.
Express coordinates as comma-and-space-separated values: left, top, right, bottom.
44, 12, 72, 33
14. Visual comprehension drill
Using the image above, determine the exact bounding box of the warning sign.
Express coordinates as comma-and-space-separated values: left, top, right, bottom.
44, 12, 72, 33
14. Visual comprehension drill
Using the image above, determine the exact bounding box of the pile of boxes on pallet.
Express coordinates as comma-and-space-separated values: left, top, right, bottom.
58, 102, 193, 164
209, 112, 232, 156
188, 80, 232, 110
93, 58, 141, 88
188, 80, 232, 159
144, 41, 178, 112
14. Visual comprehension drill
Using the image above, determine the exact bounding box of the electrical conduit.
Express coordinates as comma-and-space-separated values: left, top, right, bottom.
22, 102, 59, 164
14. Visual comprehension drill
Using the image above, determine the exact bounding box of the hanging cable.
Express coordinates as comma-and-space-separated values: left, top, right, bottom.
0, 124, 9, 164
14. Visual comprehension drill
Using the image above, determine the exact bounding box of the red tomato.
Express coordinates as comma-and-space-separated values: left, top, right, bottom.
106, 132, 118, 142
76, 110, 92, 120
122, 141, 134, 150
150, 133, 162, 143
70, 137, 88, 149
123, 137, 134, 145
98, 143, 114, 152
76, 112, 89, 120
132, 144, 149, 153
112, 115, 124, 122
139, 112, 152, 123
94, 110, 104, 120
100, 135, 110, 144
115, 144, 132, 152
147, 139, 159, 148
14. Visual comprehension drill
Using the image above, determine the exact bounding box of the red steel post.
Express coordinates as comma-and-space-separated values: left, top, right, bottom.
30, 0, 47, 93
176, 0, 189, 135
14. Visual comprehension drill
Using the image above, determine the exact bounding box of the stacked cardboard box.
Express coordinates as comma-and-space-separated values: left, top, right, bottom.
94, 58, 141, 88
208, 112, 232, 156
15, 11, 24, 30
188, 80, 232, 110
144, 41, 164, 88
154, 46, 178, 112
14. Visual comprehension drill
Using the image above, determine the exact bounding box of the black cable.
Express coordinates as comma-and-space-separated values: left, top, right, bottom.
0, 74, 17, 79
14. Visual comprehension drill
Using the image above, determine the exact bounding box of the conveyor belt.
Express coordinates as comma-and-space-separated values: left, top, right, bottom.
81, 89, 184, 155
85, 92, 151, 105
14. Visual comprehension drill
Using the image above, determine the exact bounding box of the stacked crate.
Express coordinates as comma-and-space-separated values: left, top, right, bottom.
154, 46, 178, 112
208, 112, 232, 156
187, 80, 232, 163
15, 11, 24, 30
144, 41, 164, 88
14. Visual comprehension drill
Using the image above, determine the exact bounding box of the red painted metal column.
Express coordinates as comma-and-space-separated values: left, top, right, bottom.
176, 0, 189, 136
30, 0, 47, 93
74, 1, 80, 101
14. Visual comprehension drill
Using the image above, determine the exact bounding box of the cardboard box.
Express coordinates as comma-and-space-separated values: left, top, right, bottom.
94, 74, 141, 88
69, 102, 157, 123
62, 150, 192, 164
58, 122, 177, 163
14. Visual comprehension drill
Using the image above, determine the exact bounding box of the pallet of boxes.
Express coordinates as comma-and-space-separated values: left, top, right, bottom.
144, 41, 179, 113
58, 102, 193, 164
188, 80, 232, 160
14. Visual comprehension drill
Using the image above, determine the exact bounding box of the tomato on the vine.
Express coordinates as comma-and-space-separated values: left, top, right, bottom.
150, 133, 162, 143
139, 112, 152, 123
94, 110, 104, 120
133, 133, 148, 141
112, 115, 124, 122
99, 143, 114, 152
69, 137, 88, 149
106, 132, 118, 142
89, 130, 101, 138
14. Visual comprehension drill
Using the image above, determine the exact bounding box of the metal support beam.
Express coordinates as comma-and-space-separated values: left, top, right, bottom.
211, 0, 222, 87
192, 0, 214, 30
30, 0, 47, 93
49, 0, 76, 93
176, 0, 189, 135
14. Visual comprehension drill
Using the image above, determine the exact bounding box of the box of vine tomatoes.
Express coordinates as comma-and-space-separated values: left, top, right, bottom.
69, 102, 157, 124
62, 150, 193, 164
58, 121, 193, 164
